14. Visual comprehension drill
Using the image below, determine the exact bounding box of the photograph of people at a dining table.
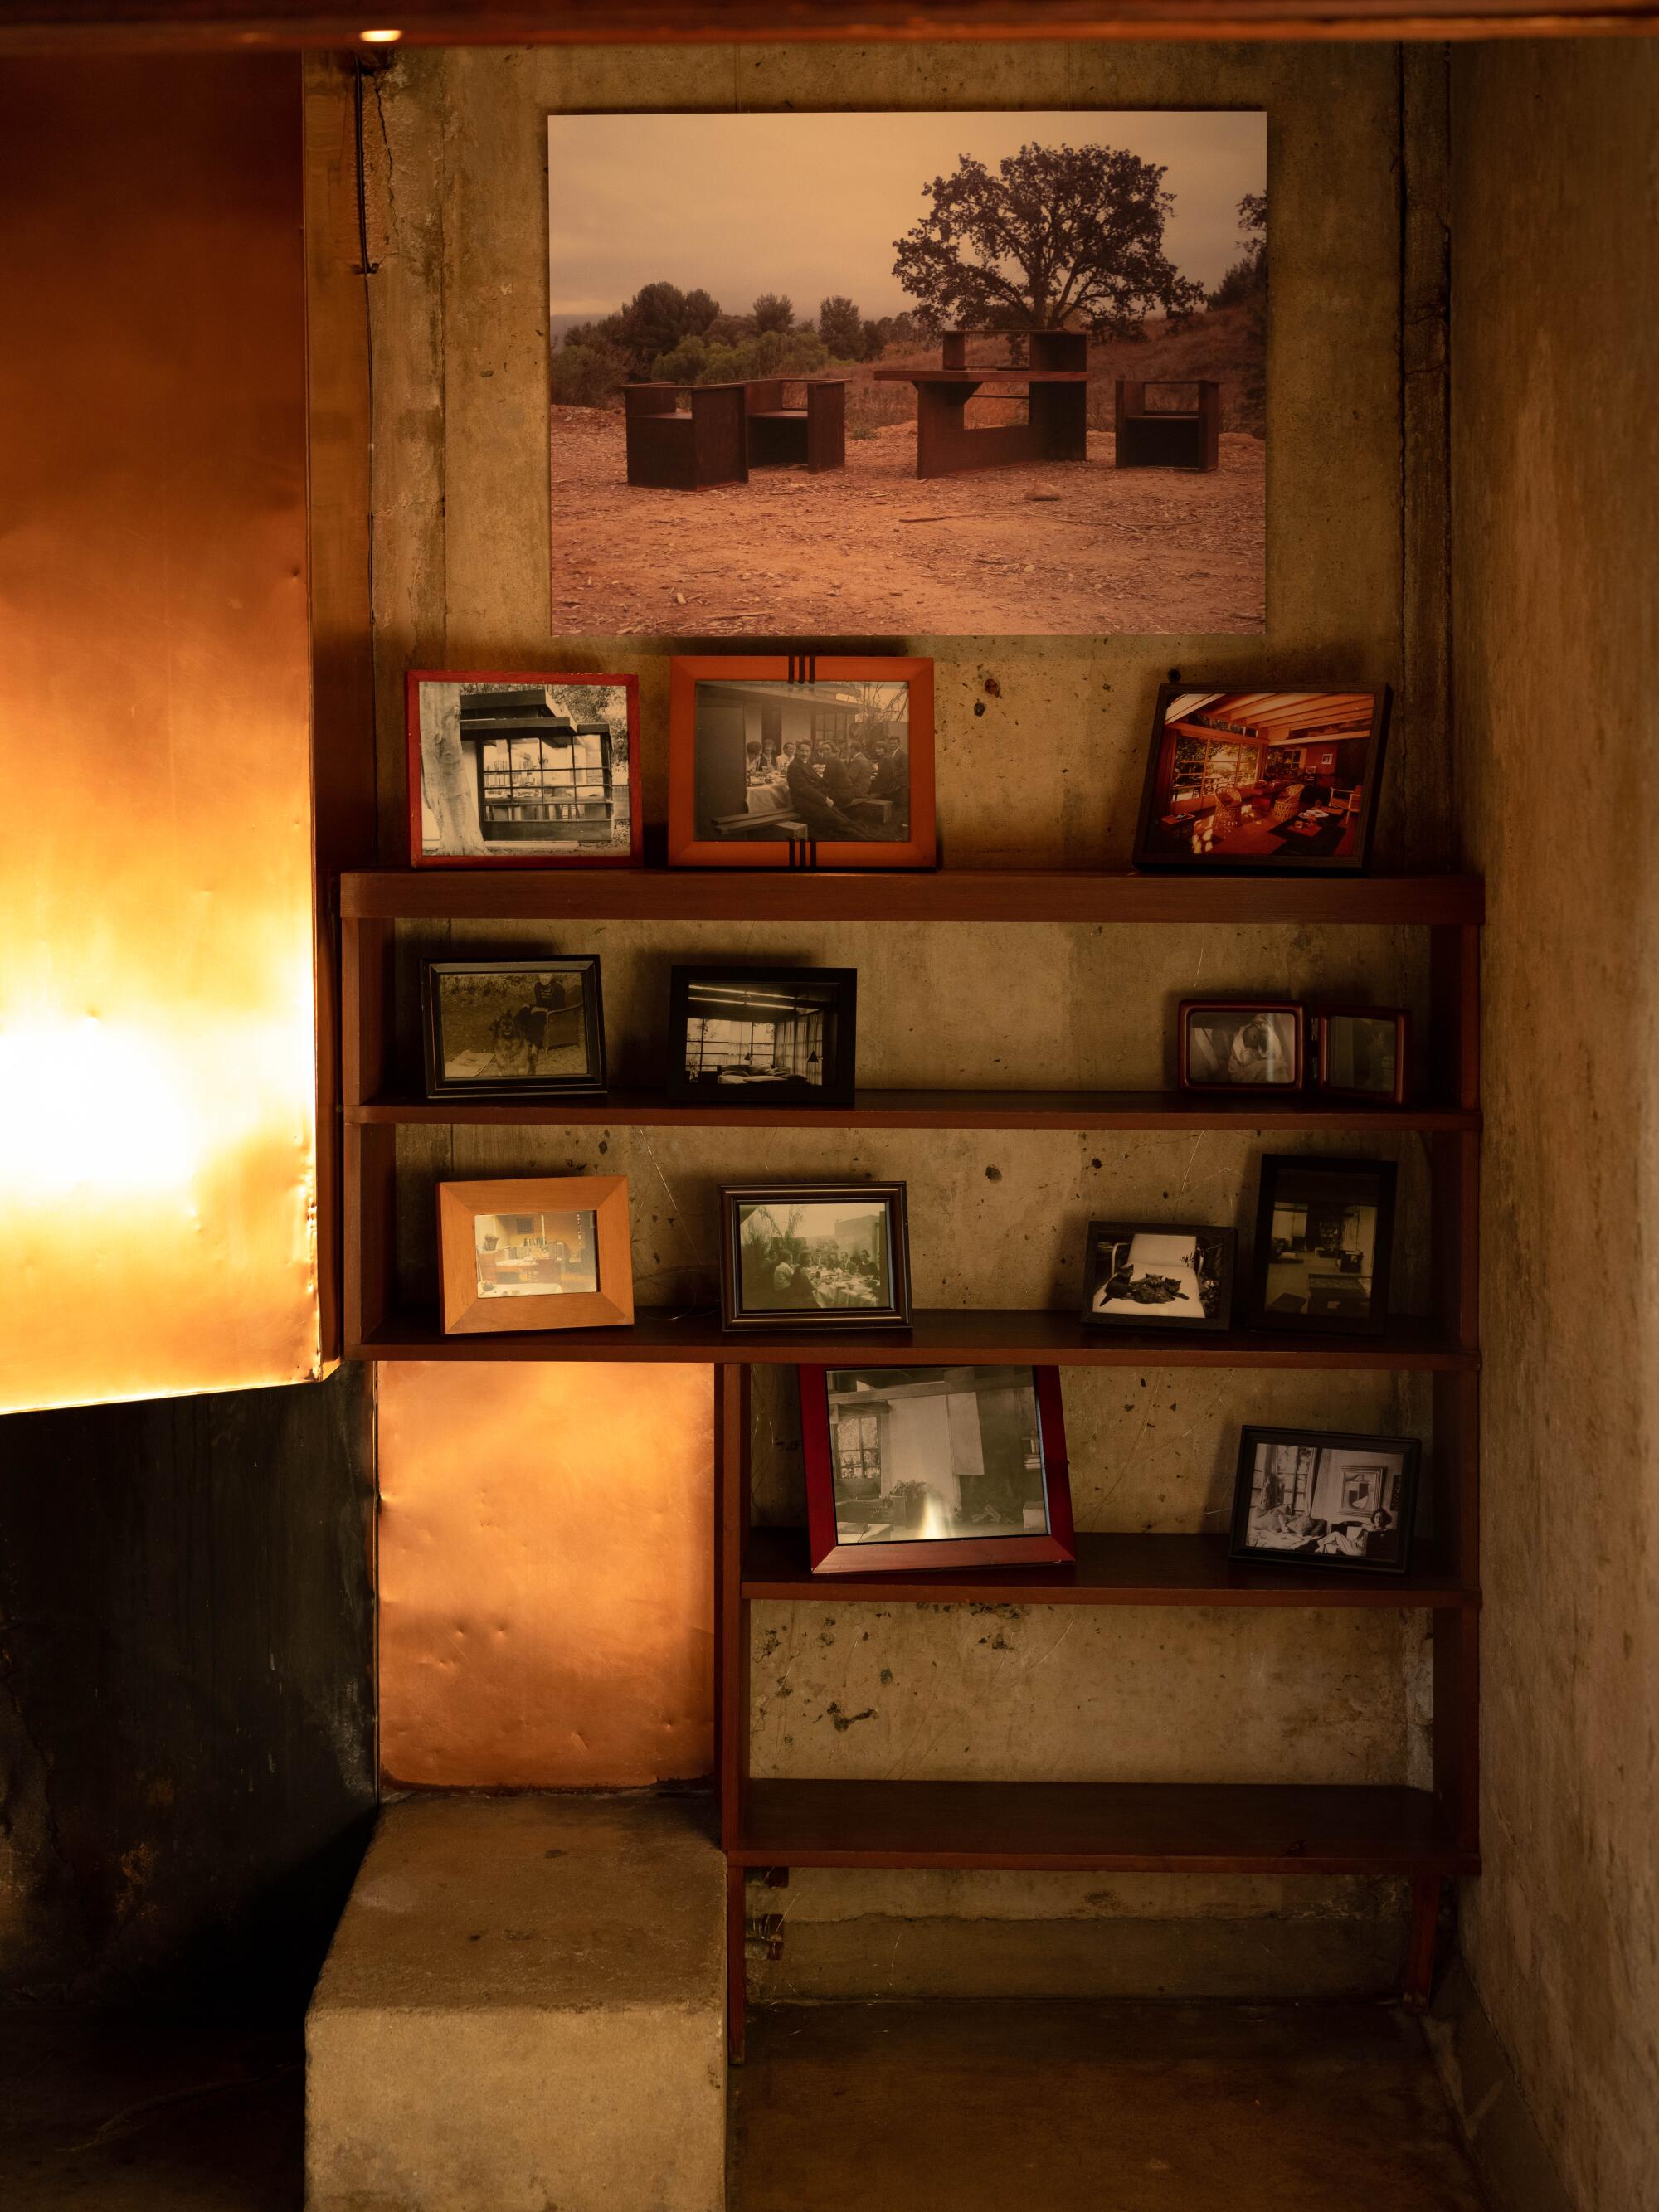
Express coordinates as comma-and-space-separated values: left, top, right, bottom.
737, 1201, 892, 1314
692, 675, 911, 843
1135, 687, 1390, 871
1232, 1428, 1418, 1573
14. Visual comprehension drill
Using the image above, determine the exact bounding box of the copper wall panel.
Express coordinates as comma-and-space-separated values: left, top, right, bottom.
0, 57, 320, 1411
378, 1362, 715, 1788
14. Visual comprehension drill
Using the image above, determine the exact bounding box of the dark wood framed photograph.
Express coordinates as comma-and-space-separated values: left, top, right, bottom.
800, 1364, 1074, 1577
1230, 1425, 1421, 1576
1132, 685, 1392, 875
721, 1183, 910, 1332
666, 966, 856, 1109
1311, 1006, 1411, 1106
421, 958, 606, 1101
1178, 999, 1304, 1090
1080, 1222, 1235, 1331
437, 1176, 633, 1336
1248, 1154, 1398, 1334
667, 656, 936, 869
406, 670, 641, 868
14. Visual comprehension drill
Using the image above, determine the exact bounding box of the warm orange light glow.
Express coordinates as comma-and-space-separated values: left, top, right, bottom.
359, 27, 402, 40
378, 1363, 715, 1789
0, 58, 320, 1414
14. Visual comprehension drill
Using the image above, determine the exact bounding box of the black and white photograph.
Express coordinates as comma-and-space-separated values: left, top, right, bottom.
1248, 1155, 1398, 1333
801, 1364, 1075, 1573
406, 673, 640, 867
1081, 1222, 1235, 1330
666, 966, 856, 1108
1230, 1426, 1421, 1575
472, 1208, 599, 1300
721, 1183, 910, 1330
1313, 1008, 1409, 1105
1179, 999, 1303, 1089
422, 958, 606, 1100
693, 674, 912, 843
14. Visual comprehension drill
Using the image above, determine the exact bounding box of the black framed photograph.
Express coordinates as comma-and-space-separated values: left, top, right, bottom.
1230, 1426, 1421, 1575
1248, 1155, 1397, 1334
719, 1183, 910, 1331
1311, 1007, 1411, 1106
800, 1364, 1075, 1576
1080, 1223, 1235, 1331
1132, 685, 1392, 874
421, 958, 606, 1101
665, 966, 856, 1109
1178, 999, 1304, 1090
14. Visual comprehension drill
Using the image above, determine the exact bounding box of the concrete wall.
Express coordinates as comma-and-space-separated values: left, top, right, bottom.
1449, 41, 1659, 2212
343, 37, 1454, 1993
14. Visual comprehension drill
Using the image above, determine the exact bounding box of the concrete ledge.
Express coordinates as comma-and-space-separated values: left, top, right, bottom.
1422, 1960, 1574, 2212
306, 1791, 724, 2212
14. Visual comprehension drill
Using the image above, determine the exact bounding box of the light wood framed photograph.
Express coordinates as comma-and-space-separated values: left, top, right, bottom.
720, 1182, 911, 1332
667, 656, 935, 869
406, 671, 642, 868
421, 957, 606, 1101
437, 1176, 634, 1336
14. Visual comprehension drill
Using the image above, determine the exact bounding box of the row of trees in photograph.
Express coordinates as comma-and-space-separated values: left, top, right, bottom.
552, 143, 1265, 411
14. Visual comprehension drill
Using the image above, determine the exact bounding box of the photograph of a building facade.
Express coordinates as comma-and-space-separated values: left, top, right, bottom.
548, 111, 1266, 634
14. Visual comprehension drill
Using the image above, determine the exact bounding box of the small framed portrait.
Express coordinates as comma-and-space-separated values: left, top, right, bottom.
721, 1183, 910, 1332
1311, 1007, 1410, 1106
1178, 1000, 1304, 1091
667, 655, 936, 870
1132, 684, 1392, 875
421, 958, 606, 1101
437, 1176, 633, 1335
1081, 1223, 1235, 1332
1248, 1155, 1398, 1334
666, 966, 856, 1110
406, 671, 641, 868
800, 1364, 1074, 1576
1230, 1426, 1421, 1576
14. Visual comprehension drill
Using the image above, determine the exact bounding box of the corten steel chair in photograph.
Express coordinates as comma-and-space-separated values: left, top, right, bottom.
742, 377, 848, 473
1114, 379, 1222, 471
874, 328, 1090, 479
622, 381, 750, 489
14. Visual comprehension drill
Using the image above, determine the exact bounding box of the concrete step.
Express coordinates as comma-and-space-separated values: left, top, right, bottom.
305, 1791, 725, 2212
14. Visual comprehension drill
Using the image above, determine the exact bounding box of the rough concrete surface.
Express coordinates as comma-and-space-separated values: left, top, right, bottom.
305, 1793, 725, 2212
1450, 40, 1659, 2212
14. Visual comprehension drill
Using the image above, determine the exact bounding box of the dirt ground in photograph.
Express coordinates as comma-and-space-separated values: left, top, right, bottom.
549, 408, 1265, 637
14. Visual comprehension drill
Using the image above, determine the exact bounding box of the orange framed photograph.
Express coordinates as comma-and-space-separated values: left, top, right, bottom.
437, 1176, 634, 1336
667, 655, 936, 869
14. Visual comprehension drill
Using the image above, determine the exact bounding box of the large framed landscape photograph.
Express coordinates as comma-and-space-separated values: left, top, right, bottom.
548, 109, 1267, 637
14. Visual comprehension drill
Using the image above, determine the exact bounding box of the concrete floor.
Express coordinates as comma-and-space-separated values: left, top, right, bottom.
0, 2001, 1486, 2210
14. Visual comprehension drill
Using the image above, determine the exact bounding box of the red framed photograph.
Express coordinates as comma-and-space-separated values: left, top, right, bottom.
667, 655, 935, 870
1311, 1006, 1411, 1106
1178, 999, 1304, 1090
1132, 684, 1392, 874
406, 670, 642, 868
800, 1364, 1074, 1577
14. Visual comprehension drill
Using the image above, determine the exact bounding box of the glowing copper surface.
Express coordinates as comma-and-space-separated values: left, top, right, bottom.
0, 59, 319, 1412
378, 1363, 716, 1788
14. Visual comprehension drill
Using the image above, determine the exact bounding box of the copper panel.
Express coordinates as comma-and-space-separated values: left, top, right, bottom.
0, 57, 320, 1411
378, 1362, 715, 1787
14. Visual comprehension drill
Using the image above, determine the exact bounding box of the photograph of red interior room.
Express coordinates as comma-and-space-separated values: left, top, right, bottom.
1134, 686, 1392, 872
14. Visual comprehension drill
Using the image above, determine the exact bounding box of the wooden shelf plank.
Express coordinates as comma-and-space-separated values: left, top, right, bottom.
353, 1307, 1477, 1369
740, 1526, 1479, 1609
732, 1779, 1479, 1875
338, 867, 1485, 927
350, 1085, 1481, 1133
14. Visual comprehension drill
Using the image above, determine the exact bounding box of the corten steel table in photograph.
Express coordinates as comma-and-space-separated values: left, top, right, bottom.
622, 380, 750, 489
874, 329, 1090, 479
743, 377, 847, 473
1115, 379, 1222, 472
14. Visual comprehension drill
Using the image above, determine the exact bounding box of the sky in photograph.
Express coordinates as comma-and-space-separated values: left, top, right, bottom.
547, 110, 1267, 327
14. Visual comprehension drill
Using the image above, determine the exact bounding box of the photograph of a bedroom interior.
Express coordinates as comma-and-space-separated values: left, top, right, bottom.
1146, 691, 1379, 862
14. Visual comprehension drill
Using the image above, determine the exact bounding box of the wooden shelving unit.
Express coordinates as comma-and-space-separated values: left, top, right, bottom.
338, 865, 1482, 2059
